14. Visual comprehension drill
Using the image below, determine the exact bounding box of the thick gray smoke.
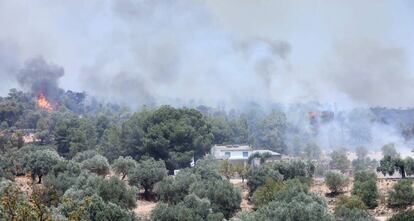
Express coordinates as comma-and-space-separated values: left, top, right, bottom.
17, 56, 64, 100
0, 0, 413, 108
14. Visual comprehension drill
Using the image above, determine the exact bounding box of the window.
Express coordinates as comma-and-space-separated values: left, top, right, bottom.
225, 152, 231, 158
243, 152, 248, 158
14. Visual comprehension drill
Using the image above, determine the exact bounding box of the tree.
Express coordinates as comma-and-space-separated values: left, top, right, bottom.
381, 143, 399, 158
352, 171, 379, 208
329, 149, 350, 173
24, 149, 62, 183
190, 179, 241, 219
219, 160, 233, 180
253, 110, 287, 153
141, 106, 213, 171
81, 154, 110, 176
388, 180, 414, 208
128, 157, 167, 199
303, 142, 321, 160
377, 155, 414, 179
112, 156, 137, 180
325, 171, 349, 194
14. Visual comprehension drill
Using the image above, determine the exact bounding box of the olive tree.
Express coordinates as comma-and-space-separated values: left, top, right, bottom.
128, 157, 167, 199
112, 156, 137, 180
352, 171, 379, 208
388, 180, 414, 208
325, 171, 349, 194
81, 154, 110, 176
24, 149, 62, 183
190, 179, 241, 219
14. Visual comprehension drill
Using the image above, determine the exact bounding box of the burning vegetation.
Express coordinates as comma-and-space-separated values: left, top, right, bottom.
37, 91, 53, 112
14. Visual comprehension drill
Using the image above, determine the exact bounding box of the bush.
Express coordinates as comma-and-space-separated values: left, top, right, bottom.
325, 171, 348, 194
154, 169, 200, 204
190, 179, 241, 218
389, 210, 414, 221
241, 181, 332, 221
81, 154, 110, 176
96, 176, 138, 210
252, 179, 285, 208
352, 171, 379, 208
388, 180, 414, 208
246, 164, 283, 195
334, 195, 374, 221
151, 194, 223, 221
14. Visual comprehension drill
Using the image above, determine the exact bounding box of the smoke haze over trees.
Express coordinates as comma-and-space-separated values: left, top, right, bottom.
0, 0, 413, 108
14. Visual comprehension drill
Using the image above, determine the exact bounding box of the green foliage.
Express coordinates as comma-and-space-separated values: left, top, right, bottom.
246, 164, 283, 195
190, 179, 241, 218
389, 210, 414, 221
329, 149, 350, 173
335, 195, 367, 212
154, 169, 200, 204
325, 171, 348, 194
128, 157, 167, 199
141, 106, 214, 171
388, 180, 414, 208
96, 176, 138, 209
59, 194, 137, 221
81, 154, 110, 176
24, 149, 62, 183
352, 171, 379, 209
192, 156, 221, 180
241, 180, 332, 221
152, 194, 223, 221
252, 179, 285, 208
273, 159, 315, 180
334, 195, 373, 221
219, 159, 233, 179
303, 142, 321, 160
112, 156, 137, 180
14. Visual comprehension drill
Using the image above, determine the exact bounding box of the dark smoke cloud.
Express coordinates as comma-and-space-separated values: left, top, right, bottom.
17, 56, 64, 100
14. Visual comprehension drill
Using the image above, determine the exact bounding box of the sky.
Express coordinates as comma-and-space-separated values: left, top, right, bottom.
0, 0, 413, 108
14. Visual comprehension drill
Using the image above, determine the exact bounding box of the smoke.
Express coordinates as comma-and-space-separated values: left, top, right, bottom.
17, 56, 64, 100
0, 0, 413, 108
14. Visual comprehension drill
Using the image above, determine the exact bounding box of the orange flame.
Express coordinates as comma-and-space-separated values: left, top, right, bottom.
38, 92, 53, 112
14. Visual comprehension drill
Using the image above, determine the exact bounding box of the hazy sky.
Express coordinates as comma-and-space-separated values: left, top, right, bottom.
0, 0, 413, 108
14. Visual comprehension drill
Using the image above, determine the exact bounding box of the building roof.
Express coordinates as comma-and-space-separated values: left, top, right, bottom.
212, 144, 252, 151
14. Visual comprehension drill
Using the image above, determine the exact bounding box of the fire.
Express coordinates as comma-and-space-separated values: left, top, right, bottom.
37, 92, 53, 112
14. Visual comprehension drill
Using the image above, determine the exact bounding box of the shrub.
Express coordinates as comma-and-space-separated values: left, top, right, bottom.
325, 171, 348, 194
154, 169, 200, 204
388, 180, 414, 208
241, 182, 332, 221
246, 164, 283, 195
389, 210, 414, 221
352, 171, 379, 208
190, 179, 241, 218
252, 179, 285, 208
151, 194, 223, 221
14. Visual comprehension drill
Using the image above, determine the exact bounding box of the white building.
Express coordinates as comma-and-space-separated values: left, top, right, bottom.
210, 144, 281, 165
